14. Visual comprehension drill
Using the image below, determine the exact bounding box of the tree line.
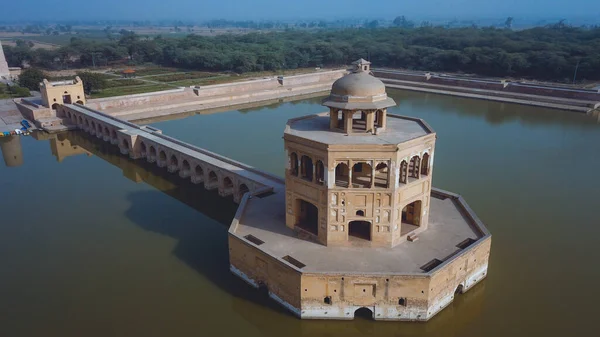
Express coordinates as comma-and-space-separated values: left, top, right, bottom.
4, 25, 600, 82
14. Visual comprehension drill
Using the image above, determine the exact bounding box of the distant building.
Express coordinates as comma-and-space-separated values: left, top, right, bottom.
40, 77, 86, 109
0, 41, 11, 80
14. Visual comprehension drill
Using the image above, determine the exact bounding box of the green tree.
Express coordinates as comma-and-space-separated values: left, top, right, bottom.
75, 71, 108, 94
19, 68, 47, 91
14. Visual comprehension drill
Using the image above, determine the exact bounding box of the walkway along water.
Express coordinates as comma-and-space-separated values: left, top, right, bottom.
60, 103, 284, 203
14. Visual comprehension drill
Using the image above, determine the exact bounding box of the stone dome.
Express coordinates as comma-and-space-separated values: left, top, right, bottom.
330, 70, 387, 98
322, 59, 396, 110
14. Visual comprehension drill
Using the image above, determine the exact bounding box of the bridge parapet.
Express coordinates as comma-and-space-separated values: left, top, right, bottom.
61, 103, 283, 204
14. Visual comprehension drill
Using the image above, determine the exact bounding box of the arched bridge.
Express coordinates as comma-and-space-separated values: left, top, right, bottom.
59, 104, 283, 203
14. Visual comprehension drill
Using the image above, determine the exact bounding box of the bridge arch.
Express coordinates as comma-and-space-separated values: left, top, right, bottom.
170, 154, 179, 167
140, 142, 147, 156
182, 159, 191, 171
149, 145, 157, 158
121, 138, 129, 149
159, 150, 167, 162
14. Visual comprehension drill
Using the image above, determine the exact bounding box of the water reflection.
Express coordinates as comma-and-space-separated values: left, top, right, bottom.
34, 130, 239, 226
391, 89, 599, 127
34, 130, 490, 337
0, 135, 23, 167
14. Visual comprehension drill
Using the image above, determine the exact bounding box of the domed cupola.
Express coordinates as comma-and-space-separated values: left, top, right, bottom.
322, 59, 396, 134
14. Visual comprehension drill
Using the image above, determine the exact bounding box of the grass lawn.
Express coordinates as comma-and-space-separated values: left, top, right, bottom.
125, 67, 179, 76
105, 79, 147, 88
90, 84, 175, 98
165, 75, 231, 87
151, 72, 218, 82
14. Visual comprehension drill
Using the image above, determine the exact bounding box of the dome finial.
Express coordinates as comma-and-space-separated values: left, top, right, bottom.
352, 58, 371, 72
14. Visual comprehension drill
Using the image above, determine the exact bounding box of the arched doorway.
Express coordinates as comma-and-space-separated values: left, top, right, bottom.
354, 307, 374, 320
401, 200, 422, 235
335, 163, 350, 187
290, 152, 298, 176
409, 155, 420, 179
374, 162, 389, 188
352, 162, 372, 188
349, 220, 371, 241
300, 155, 313, 181
315, 160, 325, 185
51, 103, 59, 110
76, 100, 84, 104
295, 199, 318, 236
399, 160, 408, 184
421, 153, 430, 176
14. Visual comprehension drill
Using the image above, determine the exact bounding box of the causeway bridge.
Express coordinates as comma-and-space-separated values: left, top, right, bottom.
59, 103, 284, 203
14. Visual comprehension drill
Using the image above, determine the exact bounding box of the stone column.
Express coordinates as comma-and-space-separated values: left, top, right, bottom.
344, 111, 353, 134
330, 109, 338, 129
370, 162, 376, 188
380, 109, 387, 129
366, 110, 375, 133
348, 160, 353, 188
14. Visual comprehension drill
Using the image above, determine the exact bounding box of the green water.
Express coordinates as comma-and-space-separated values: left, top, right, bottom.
1, 89, 599, 337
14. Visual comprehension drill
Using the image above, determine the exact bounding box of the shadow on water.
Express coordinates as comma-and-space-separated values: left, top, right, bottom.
49, 130, 292, 316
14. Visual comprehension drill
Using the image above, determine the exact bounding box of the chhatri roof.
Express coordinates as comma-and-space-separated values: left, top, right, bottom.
322, 59, 396, 110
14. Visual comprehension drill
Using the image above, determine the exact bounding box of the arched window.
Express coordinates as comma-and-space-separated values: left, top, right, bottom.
352, 162, 373, 188
409, 156, 420, 179
315, 160, 325, 185
300, 155, 313, 181
421, 153, 430, 176
335, 163, 350, 187
290, 152, 298, 176
400, 160, 408, 184
356, 210, 365, 216
374, 162, 389, 188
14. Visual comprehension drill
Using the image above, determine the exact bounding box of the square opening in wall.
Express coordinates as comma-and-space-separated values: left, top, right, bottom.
456, 238, 476, 249
244, 235, 264, 246
420, 258, 443, 272
282, 255, 306, 269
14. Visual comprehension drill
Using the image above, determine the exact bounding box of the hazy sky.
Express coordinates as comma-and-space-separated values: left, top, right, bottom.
4, 0, 599, 21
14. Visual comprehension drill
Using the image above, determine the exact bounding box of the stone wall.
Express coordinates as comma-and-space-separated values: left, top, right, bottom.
374, 70, 600, 102
86, 88, 190, 111
228, 234, 303, 312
